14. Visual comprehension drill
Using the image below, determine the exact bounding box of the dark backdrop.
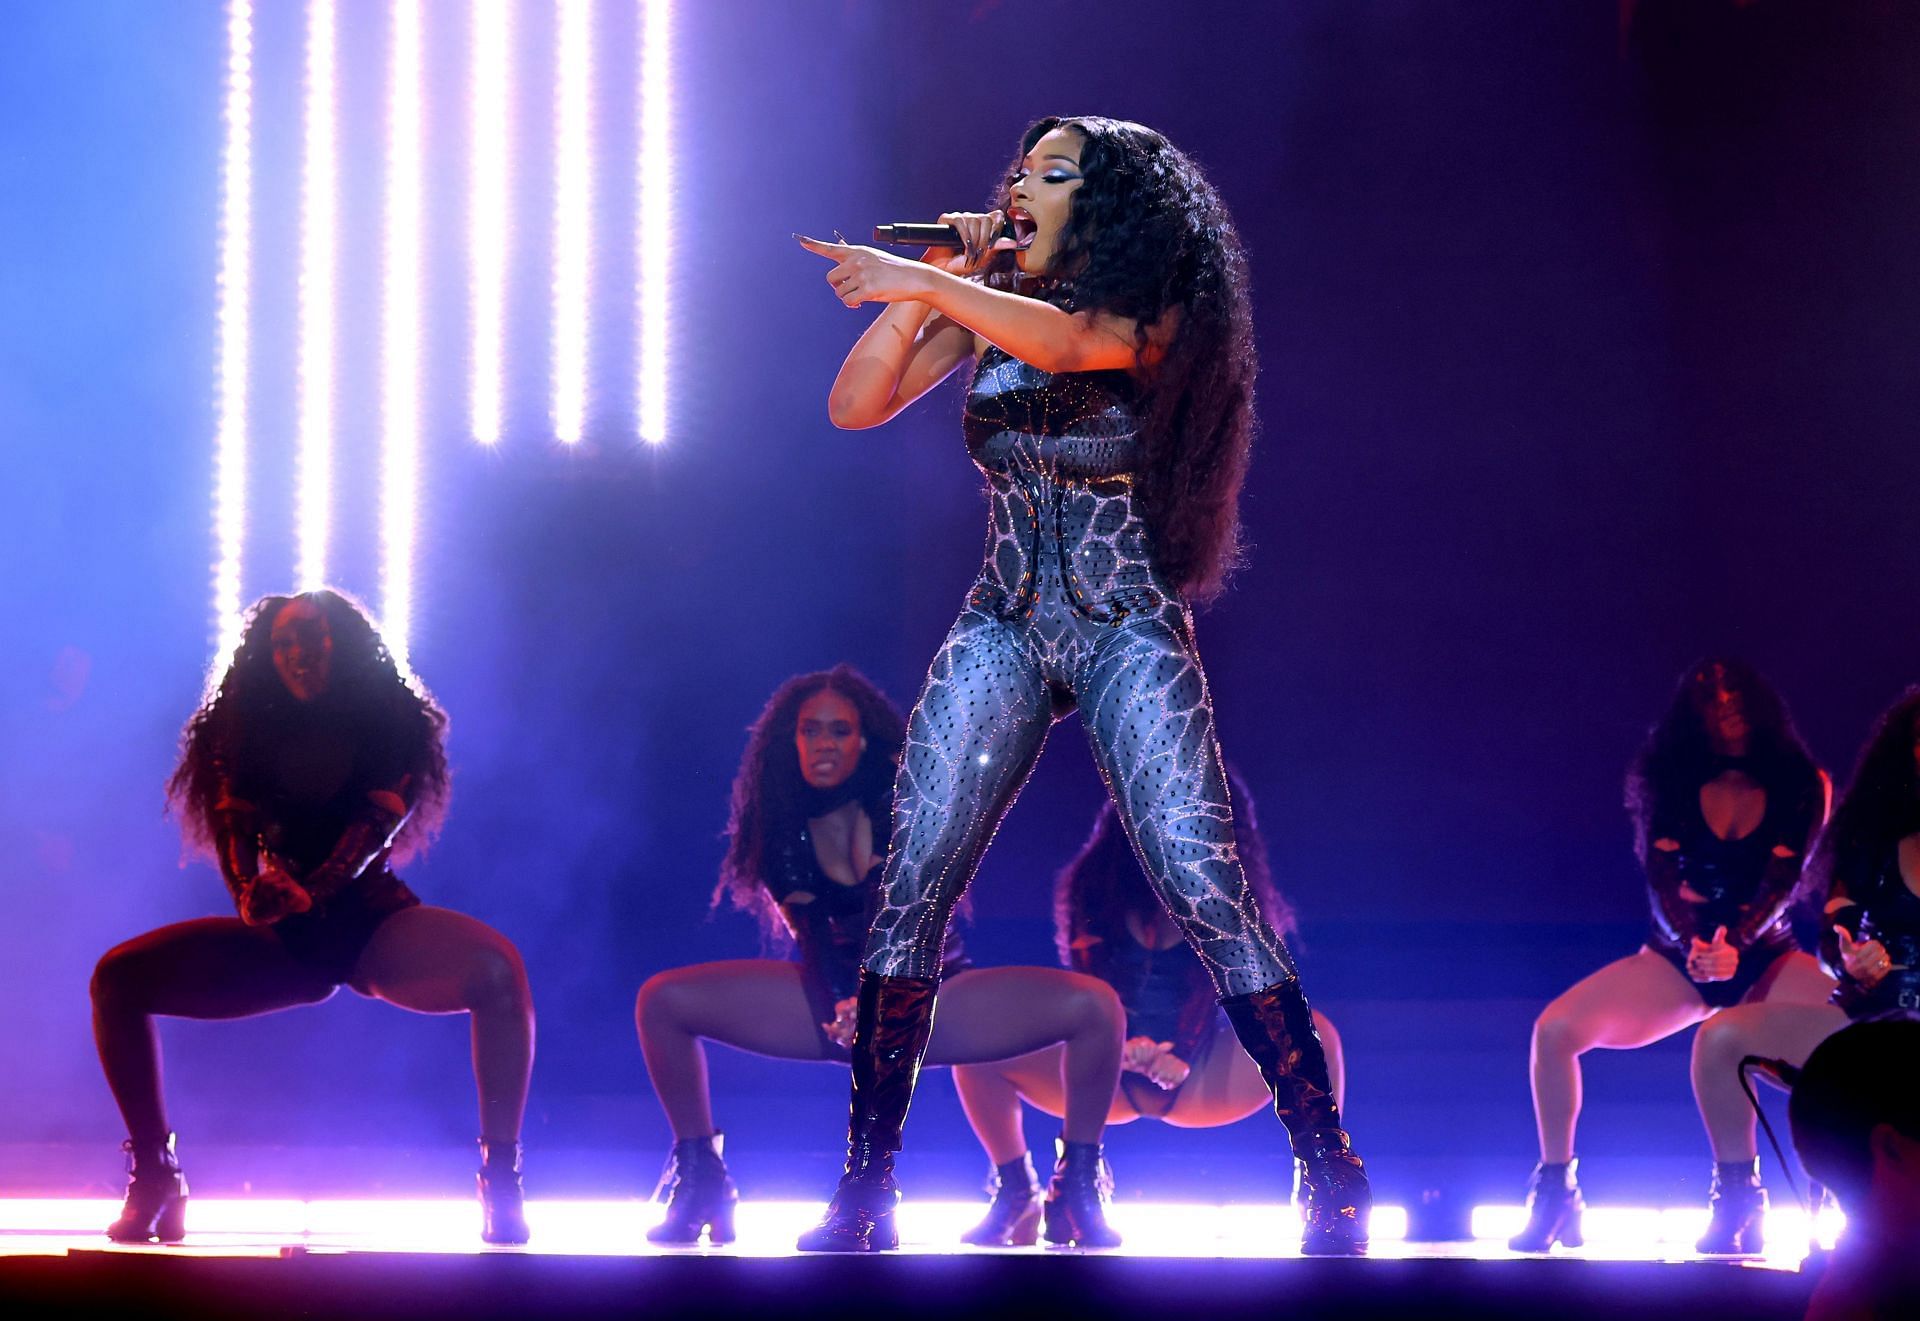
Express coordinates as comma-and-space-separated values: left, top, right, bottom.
2, 0, 1915, 1208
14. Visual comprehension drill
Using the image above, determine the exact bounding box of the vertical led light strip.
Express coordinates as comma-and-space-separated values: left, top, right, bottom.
381, 0, 423, 665
296, 0, 337, 588
635, 0, 670, 444
469, 0, 509, 444
213, 0, 253, 660
551, 0, 592, 444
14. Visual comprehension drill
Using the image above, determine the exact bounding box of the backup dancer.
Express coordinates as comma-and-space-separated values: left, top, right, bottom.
795, 115, 1368, 1255
1511, 658, 1832, 1255
637, 665, 1125, 1246
1811, 687, 1920, 1019
90, 591, 535, 1245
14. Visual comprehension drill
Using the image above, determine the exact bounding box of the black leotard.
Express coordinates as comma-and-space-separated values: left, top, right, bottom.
1644, 774, 1818, 1009
223, 695, 420, 980
1074, 922, 1219, 1116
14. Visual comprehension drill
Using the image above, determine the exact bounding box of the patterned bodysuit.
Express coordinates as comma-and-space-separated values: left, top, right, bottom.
862, 344, 1296, 997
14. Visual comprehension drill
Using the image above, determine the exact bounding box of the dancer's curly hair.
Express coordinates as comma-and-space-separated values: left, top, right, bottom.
1054, 765, 1298, 964
168, 590, 451, 863
986, 116, 1257, 603
714, 665, 907, 943
1807, 686, 1920, 902
1625, 657, 1823, 865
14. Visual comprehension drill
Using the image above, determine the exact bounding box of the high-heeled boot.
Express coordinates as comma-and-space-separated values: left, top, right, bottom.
648, 1132, 738, 1244
959, 1153, 1041, 1247
1041, 1136, 1123, 1248
1508, 1160, 1585, 1252
1220, 979, 1371, 1256
106, 1133, 189, 1244
796, 971, 939, 1252
1695, 1159, 1766, 1255
478, 1138, 530, 1245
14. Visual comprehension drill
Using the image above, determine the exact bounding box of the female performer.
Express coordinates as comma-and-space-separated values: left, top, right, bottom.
636, 665, 1125, 1246
951, 771, 1345, 1245
1811, 687, 1920, 1020
90, 591, 536, 1245
1511, 658, 1832, 1255
795, 115, 1367, 1256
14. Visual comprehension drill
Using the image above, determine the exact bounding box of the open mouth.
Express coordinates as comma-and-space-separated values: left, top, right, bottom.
1006, 210, 1037, 250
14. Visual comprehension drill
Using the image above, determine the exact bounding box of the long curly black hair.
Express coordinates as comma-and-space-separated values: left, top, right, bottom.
986, 115, 1257, 604
714, 665, 907, 943
1624, 656, 1823, 864
168, 589, 451, 862
1807, 686, 1920, 902
1053, 765, 1297, 965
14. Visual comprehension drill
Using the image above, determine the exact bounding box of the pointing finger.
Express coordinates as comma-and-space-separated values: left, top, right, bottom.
794, 233, 852, 260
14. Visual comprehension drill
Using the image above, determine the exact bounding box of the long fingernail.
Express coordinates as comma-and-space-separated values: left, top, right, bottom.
832, 229, 849, 243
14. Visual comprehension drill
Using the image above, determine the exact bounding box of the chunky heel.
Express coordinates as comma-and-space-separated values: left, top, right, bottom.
1509, 1160, 1586, 1252
960, 1154, 1042, 1247
1695, 1160, 1766, 1255
648, 1133, 740, 1246
478, 1139, 530, 1246
1039, 1138, 1121, 1249
106, 1134, 190, 1245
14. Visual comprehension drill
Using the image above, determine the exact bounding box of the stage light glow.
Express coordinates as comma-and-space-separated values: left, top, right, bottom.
0, 1199, 1408, 1257
469, 0, 510, 444
551, 0, 592, 444
212, 0, 253, 662
381, 0, 424, 665
635, 0, 671, 444
296, 0, 338, 589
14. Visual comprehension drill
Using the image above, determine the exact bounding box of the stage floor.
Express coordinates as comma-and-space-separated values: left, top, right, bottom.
0, 1199, 1823, 1321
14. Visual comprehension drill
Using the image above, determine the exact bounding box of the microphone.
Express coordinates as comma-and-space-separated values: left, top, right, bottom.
871, 220, 1020, 249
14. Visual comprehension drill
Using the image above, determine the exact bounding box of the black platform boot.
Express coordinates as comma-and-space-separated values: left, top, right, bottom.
1220, 979, 1371, 1256
959, 1153, 1041, 1247
1695, 1159, 1766, 1255
796, 971, 939, 1252
106, 1133, 189, 1244
1041, 1136, 1123, 1248
478, 1138, 530, 1245
648, 1132, 738, 1245
1508, 1160, 1586, 1252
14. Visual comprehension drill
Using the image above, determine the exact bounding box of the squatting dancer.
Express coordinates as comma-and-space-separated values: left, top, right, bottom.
636, 665, 1126, 1247
89, 591, 536, 1246
795, 115, 1369, 1255
1812, 686, 1920, 1020
1511, 658, 1831, 1256
951, 769, 1346, 1246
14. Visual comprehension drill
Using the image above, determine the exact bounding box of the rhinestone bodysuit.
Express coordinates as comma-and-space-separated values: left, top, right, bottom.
862, 345, 1296, 996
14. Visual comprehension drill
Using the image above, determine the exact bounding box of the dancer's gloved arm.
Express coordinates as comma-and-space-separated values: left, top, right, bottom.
209, 792, 261, 907
301, 783, 411, 904
1732, 769, 1830, 948
1645, 839, 1699, 946
1728, 846, 1807, 948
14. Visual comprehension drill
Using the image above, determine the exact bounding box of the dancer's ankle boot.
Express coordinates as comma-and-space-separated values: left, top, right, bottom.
1695, 1159, 1766, 1255
648, 1132, 738, 1245
796, 971, 938, 1252
959, 1153, 1041, 1247
1220, 979, 1371, 1256
1509, 1160, 1585, 1252
106, 1133, 189, 1244
477, 1138, 530, 1245
1041, 1136, 1123, 1248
